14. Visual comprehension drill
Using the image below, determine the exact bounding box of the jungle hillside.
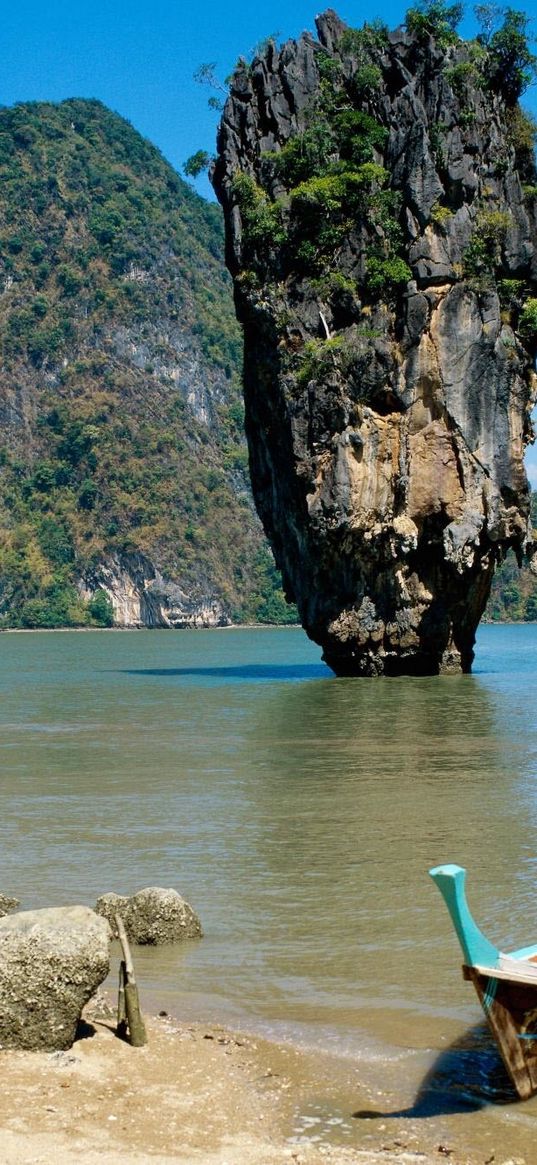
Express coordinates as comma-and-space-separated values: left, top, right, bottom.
0, 98, 296, 628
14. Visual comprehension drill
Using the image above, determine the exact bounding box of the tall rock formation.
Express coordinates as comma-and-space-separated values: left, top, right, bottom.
213, 9, 537, 674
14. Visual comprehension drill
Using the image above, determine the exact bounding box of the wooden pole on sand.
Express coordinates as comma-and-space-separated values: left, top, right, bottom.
115, 913, 147, 1047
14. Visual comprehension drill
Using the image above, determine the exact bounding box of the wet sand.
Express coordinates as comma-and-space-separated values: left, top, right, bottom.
0, 997, 525, 1165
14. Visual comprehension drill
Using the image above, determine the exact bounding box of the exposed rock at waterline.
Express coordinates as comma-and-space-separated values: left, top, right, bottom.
95, 887, 203, 944
79, 550, 229, 628
0, 906, 111, 1050
0, 895, 19, 918
213, 10, 537, 674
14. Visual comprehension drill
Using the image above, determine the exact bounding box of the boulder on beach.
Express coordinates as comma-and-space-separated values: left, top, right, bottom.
0, 905, 111, 1051
95, 887, 203, 945
0, 895, 19, 918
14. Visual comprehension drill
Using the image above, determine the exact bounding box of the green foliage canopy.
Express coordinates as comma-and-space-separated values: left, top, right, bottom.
405, 0, 463, 45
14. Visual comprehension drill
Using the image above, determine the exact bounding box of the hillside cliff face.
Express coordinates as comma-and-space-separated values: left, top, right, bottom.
214, 9, 537, 673
0, 99, 294, 628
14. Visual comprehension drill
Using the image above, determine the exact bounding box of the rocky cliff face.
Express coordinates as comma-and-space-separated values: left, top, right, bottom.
213, 9, 537, 674
78, 550, 227, 628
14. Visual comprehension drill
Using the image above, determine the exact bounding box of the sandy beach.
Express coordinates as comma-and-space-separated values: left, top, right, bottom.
0, 995, 521, 1165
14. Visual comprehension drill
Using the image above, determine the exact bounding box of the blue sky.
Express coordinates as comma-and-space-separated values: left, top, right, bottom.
3, 0, 537, 481
2, 1, 421, 190
5, 0, 536, 187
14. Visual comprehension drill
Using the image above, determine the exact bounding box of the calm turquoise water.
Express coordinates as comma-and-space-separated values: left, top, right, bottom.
2, 624, 537, 1150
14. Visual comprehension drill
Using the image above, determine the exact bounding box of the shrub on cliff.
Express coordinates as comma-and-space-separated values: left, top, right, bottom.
405, 0, 463, 46
480, 7, 537, 103
518, 297, 537, 350
87, 589, 115, 627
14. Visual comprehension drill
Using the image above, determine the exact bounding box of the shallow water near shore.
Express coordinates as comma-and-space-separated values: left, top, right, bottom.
2, 623, 537, 1158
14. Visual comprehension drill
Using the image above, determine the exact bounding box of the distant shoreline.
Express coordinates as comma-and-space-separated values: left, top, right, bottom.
0, 620, 534, 634
0, 622, 302, 633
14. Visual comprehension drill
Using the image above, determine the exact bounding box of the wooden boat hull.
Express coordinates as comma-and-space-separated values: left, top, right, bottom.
463, 964, 537, 1099
429, 865, 537, 1101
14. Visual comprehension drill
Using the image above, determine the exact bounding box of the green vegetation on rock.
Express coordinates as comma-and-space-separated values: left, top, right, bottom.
233, 29, 411, 307
406, 0, 463, 47
405, 3, 537, 103
478, 6, 537, 104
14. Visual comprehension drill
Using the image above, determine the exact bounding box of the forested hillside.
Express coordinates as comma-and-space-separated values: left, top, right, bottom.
0, 95, 533, 630
0, 98, 296, 627
487, 491, 537, 621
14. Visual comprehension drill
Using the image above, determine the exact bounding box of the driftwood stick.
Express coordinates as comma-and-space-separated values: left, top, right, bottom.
117, 959, 127, 1039
115, 913, 147, 1047
116, 914, 134, 978
124, 981, 147, 1048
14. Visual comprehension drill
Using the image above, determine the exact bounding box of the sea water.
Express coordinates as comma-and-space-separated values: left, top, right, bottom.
1, 623, 537, 1155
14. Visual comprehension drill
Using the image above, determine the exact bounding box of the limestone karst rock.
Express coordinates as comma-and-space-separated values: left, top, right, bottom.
213, 9, 537, 674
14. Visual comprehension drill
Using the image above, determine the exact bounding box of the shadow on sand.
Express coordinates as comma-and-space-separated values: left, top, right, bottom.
353, 1021, 518, 1121
74, 1018, 97, 1041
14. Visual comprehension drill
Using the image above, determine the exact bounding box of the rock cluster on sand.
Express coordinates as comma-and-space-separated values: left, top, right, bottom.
0, 895, 19, 918
0, 906, 111, 1051
95, 886, 203, 944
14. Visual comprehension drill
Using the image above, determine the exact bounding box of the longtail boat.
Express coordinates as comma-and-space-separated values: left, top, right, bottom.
430, 863, 537, 1100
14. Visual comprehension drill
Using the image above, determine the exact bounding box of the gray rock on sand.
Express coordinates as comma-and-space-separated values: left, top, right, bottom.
0, 894, 19, 918
95, 886, 203, 944
0, 905, 111, 1051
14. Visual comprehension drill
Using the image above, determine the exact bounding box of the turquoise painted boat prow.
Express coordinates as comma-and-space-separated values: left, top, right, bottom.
429, 863, 499, 968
